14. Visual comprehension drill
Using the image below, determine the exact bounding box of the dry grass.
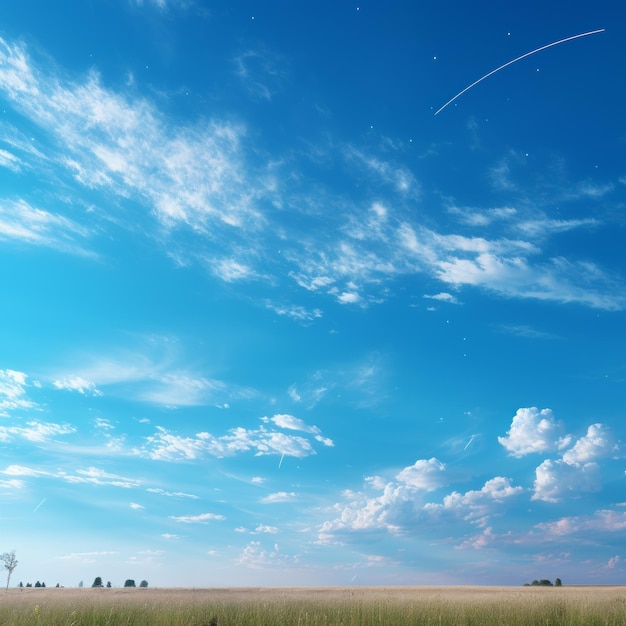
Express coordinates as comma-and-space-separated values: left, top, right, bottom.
0, 585, 625, 625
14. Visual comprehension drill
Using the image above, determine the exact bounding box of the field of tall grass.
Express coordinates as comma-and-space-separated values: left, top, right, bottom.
0, 585, 625, 625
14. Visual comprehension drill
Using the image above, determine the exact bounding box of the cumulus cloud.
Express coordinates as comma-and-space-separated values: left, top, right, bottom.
395, 458, 447, 490
532, 459, 600, 503
562, 423, 619, 465
525, 421, 619, 502
498, 408, 570, 457
319, 458, 449, 540
425, 477, 524, 524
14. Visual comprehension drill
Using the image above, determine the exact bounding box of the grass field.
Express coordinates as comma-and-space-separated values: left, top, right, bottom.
0, 585, 625, 625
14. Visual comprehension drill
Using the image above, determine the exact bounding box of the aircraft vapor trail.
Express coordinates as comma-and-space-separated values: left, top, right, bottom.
435, 28, 605, 115
33, 497, 46, 512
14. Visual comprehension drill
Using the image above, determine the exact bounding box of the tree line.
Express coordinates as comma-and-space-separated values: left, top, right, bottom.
523, 578, 562, 586
90, 577, 148, 588
3, 550, 148, 591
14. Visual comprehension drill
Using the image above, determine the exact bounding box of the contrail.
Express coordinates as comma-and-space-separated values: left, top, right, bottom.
278, 453, 285, 469
435, 29, 605, 115
33, 497, 46, 512
463, 435, 475, 451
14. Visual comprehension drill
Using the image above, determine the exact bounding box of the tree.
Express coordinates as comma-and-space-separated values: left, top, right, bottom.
92, 577, 103, 588
1, 551, 18, 592
555, 578, 562, 587
124, 579, 136, 588
139, 580, 148, 588
106, 581, 112, 588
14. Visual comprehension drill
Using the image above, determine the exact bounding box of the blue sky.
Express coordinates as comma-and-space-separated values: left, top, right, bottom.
0, 0, 625, 587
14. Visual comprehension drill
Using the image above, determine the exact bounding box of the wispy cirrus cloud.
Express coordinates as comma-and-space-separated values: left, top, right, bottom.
48, 339, 255, 407
170, 512, 225, 523
0, 36, 622, 312
0, 420, 75, 443
0, 36, 262, 239
0, 369, 34, 416
261, 491, 297, 503
4, 464, 140, 489
0, 199, 95, 256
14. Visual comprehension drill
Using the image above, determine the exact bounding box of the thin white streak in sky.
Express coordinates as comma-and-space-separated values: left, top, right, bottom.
33, 497, 46, 512
278, 453, 285, 469
435, 29, 605, 115
463, 435, 475, 451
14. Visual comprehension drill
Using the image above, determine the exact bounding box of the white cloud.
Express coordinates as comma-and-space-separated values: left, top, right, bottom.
0, 369, 34, 416
51, 345, 249, 408
0, 478, 24, 490
261, 491, 297, 503
143, 414, 331, 461
337, 291, 361, 304
457, 526, 495, 550
423, 292, 459, 304
130, 502, 145, 510
532, 510, 626, 537
170, 512, 225, 523
64, 466, 141, 489
425, 477, 524, 525
532, 459, 600, 503
561, 423, 619, 465
212, 258, 255, 282
0, 37, 262, 243
3, 464, 53, 477
147, 487, 199, 499
253, 524, 279, 534
0, 148, 22, 172
498, 407, 570, 457
0, 199, 94, 255
53, 375, 102, 396
607, 555, 621, 569
268, 414, 333, 446
395, 458, 447, 490
265, 302, 323, 322
0, 420, 75, 443
1, 34, 622, 322
320, 458, 449, 540
344, 148, 420, 197
236, 541, 297, 569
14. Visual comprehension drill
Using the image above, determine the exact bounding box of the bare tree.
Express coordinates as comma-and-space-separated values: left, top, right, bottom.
1, 550, 18, 592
